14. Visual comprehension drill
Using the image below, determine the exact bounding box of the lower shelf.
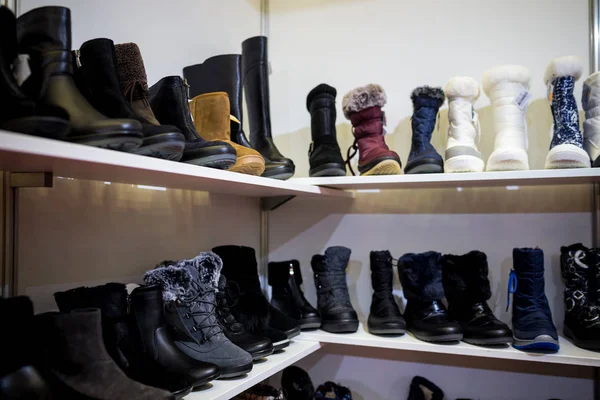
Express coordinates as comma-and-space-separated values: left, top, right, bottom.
185, 339, 321, 400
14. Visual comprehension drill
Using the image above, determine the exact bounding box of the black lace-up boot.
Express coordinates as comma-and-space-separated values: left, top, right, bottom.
368, 250, 406, 335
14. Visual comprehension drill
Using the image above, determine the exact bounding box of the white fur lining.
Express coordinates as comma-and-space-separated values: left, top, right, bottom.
585, 71, 600, 88
482, 65, 530, 95
544, 56, 583, 84
444, 77, 480, 100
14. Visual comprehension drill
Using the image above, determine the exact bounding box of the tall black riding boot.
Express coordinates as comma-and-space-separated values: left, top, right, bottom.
269, 260, 321, 330
368, 250, 406, 335
398, 251, 462, 342
442, 251, 512, 345
306, 84, 346, 177
242, 36, 295, 180
17, 6, 142, 150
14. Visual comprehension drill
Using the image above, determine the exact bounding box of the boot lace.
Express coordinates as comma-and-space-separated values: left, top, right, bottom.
505, 269, 551, 322
181, 281, 222, 343
345, 138, 358, 176
216, 281, 244, 332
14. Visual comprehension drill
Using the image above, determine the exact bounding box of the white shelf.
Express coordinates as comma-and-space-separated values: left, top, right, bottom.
186, 339, 321, 400
292, 169, 600, 190
0, 131, 350, 198
297, 323, 600, 368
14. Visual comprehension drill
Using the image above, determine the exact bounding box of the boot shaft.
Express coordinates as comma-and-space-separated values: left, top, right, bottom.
189, 92, 231, 142
212, 245, 262, 294
441, 251, 491, 306
369, 250, 394, 293
512, 248, 552, 315
397, 251, 444, 302
307, 84, 338, 143
409, 86, 444, 154
444, 77, 480, 150
242, 36, 272, 143
129, 285, 166, 353
311, 246, 353, 311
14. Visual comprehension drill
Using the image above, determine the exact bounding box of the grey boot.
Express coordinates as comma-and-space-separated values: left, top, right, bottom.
144, 252, 253, 378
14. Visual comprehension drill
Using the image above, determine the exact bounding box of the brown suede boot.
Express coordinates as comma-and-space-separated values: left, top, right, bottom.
190, 92, 265, 176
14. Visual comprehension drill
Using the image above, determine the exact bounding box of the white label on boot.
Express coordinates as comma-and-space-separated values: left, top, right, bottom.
514, 89, 532, 110
13, 54, 31, 87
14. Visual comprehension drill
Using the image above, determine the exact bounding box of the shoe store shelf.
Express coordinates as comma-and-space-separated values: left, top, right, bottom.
292, 169, 600, 190
297, 323, 600, 368
186, 340, 321, 400
0, 131, 351, 199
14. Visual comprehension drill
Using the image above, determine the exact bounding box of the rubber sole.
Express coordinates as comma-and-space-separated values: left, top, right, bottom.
409, 329, 463, 343
563, 325, 600, 350
1, 116, 70, 140
250, 346, 275, 360
228, 155, 265, 176
309, 163, 347, 177
217, 362, 254, 379
486, 148, 529, 171
361, 159, 402, 176
262, 163, 295, 180
544, 144, 591, 169
67, 131, 143, 152
285, 326, 301, 339
368, 327, 406, 336
172, 386, 193, 399
462, 336, 513, 346
299, 317, 322, 330
444, 154, 484, 173
272, 338, 290, 352
512, 335, 559, 352
321, 319, 359, 333
405, 163, 443, 174
182, 153, 237, 169
191, 369, 221, 389
130, 132, 185, 161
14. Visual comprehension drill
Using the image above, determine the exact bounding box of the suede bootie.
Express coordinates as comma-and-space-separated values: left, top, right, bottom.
368, 250, 406, 335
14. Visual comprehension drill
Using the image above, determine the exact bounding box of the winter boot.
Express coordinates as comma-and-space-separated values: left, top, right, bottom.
234, 383, 285, 400
583, 72, 600, 167
148, 76, 237, 168
405, 86, 445, 174
560, 244, 600, 350
213, 245, 299, 346
315, 382, 352, 400
407, 376, 444, 400
35, 309, 173, 400
544, 56, 590, 169
509, 248, 559, 352
443, 77, 484, 172
144, 254, 254, 378
311, 246, 359, 333
398, 252, 462, 342
368, 250, 406, 335
242, 36, 295, 180
129, 285, 220, 388
74, 39, 185, 161
0, 6, 69, 139
482, 65, 531, 171
17, 6, 143, 150
217, 274, 274, 360
306, 83, 346, 177
342, 84, 401, 175
269, 259, 322, 330
281, 366, 314, 400
190, 92, 266, 176
442, 251, 512, 345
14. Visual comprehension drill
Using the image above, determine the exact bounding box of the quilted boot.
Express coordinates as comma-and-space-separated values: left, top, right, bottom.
482, 65, 531, 171
281, 366, 314, 400
315, 382, 352, 400
268, 260, 321, 330
367, 250, 406, 335
583, 72, 600, 166
398, 252, 462, 342
311, 246, 359, 333
443, 77, 484, 172
407, 376, 444, 400
306, 83, 346, 177
560, 244, 600, 350
342, 84, 401, 175
442, 251, 512, 345
234, 383, 285, 400
17, 6, 143, 150
148, 76, 237, 168
405, 86, 445, 174
544, 56, 590, 169
510, 248, 559, 352
144, 254, 253, 378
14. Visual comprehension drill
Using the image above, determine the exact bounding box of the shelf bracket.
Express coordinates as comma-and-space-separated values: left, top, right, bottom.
261, 195, 295, 212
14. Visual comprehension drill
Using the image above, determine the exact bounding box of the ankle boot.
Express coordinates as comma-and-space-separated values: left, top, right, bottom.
0, 6, 69, 139
560, 244, 600, 350
129, 285, 220, 388
17, 6, 143, 150
148, 76, 237, 168
544, 56, 590, 169
405, 86, 445, 174
482, 65, 531, 171
311, 246, 359, 333
213, 245, 300, 345
315, 382, 352, 400
583, 72, 600, 167
145, 254, 253, 378
234, 384, 285, 400
509, 248, 559, 351
268, 260, 321, 330
342, 84, 401, 176
281, 366, 314, 400
216, 275, 274, 360
75, 39, 185, 161
306, 84, 346, 177
190, 92, 266, 176
367, 250, 406, 335
442, 251, 512, 345
407, 376, 444, 400
443, 77, 485, 173
242, 36, 295, 180
398, 251, 462, 342
35, 309, 173, 400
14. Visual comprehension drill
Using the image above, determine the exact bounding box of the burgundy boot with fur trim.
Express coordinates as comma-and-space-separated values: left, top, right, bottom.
342, 84, 401, 175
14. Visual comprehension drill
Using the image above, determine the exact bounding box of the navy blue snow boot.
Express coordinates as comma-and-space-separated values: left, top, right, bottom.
509, 248, 559, 352
404, 86, 445, 174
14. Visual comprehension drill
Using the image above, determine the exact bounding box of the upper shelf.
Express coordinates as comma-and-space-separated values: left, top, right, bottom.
0, 131, 349, 198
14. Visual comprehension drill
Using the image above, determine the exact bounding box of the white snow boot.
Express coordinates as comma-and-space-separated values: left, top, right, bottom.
583, 71, 600, 167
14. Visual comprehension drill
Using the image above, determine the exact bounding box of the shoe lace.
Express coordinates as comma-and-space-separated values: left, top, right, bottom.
506, 269, 518, 312
216, 281, 243, 331
181, 281, 222, 343
345, 138, 358, 176
505, 269, 551, 321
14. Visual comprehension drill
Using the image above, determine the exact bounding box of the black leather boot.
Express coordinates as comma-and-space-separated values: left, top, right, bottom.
0, 6, 69, 139
269, 260, 321, 330
129, 285, 220, 388
242, 36, 295, 180
398, 251, 462, 342
368, 250, 406, 335
148, 75, 237, 169
17, 6, 143, 150
407, 376, 444, 400
74, 39, 185, 161
306, 84, 346, 177
442, 251, 512, 345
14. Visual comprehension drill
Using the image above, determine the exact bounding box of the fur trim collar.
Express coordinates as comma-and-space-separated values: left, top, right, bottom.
114, 42, 148, 90
144, 263, 194, 302
411, 86, 445, 102
195, 252, 223, 288
342, 84, 386, 119
544, 56, 583, 85
482, 65, 530, 95
584, 71, 600, 88
444, 77, 480, 101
